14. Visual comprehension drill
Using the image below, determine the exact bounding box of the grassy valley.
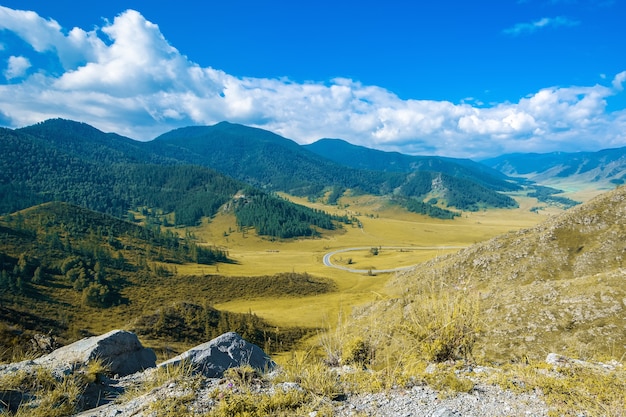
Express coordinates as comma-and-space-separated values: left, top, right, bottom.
3, 188, 623, 416
0, 190, 545, 356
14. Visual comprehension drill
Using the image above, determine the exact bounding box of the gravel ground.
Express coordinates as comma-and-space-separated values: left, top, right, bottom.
78, 372, 550, 417
331, 383, 548, 416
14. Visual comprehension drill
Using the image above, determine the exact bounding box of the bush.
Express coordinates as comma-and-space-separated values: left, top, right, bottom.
401, 282, 481, 362
341, 337, 373, 367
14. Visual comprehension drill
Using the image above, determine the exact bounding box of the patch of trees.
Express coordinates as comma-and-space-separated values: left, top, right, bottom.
0, 203, 233, 310
195, 272, 337, 303
0, 253, 34, 296
395, 198, 460, 219
326, 186, 346, 205
132, 302, 316, 353
528, 186, 580, 209
234, 190, 351, 238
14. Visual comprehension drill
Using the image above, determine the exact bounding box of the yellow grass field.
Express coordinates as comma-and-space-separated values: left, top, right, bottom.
170, 193, 553, 330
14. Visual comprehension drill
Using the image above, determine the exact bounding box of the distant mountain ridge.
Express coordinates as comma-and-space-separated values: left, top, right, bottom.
150, 121, 385, 195
1, 120, 351, 237
305, 138, 517, 192
149, 121, 519, 210
482, 147, 626, 187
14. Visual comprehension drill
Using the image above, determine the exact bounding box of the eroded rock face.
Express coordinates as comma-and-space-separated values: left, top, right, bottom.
160, 331, 276, 377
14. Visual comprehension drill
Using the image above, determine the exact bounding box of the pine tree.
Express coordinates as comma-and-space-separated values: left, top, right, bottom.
32, 266, 44, 284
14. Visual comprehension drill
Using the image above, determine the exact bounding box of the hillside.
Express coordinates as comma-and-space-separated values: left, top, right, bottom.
1, 119, 521, 221
0, 202, 331, 359
371, 185, 626, 362
151, 122, 390, 196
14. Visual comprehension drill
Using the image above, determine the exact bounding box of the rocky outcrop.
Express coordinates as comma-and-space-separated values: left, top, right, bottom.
160, 331, 276, 377
0, 329, 157, 378
0, 330, 276, 416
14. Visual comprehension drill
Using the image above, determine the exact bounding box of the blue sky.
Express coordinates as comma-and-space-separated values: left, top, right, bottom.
0, 1, 625, 158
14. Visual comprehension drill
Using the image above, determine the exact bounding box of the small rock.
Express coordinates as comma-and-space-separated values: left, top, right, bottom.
432, 406, 461, 417
546, 352, 570, 366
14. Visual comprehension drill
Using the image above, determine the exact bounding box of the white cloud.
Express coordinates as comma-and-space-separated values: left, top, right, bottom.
0, 6, 105, 69
0, 7, 624, 158
612, 71, 626, 91
4, 55, 31, 79
503, 16, 580, 36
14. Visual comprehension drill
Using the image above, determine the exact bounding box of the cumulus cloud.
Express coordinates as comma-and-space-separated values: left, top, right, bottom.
613, 71, 626, 91
0, 6, 104, 69
503, 16, 580, 36
0, 6, 624, 158
4, 55, 31, 79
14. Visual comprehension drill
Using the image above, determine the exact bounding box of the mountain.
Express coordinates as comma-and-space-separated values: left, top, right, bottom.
482, 147, 626, 188
0, 122, 242, 223
17, 118, 177, 165
151, 121, 396, 196
305, 138, 519, 192
371, 185, 626, 362
1, 120, 346, 236
1, 119, 520, 223
151, 122, 519, 210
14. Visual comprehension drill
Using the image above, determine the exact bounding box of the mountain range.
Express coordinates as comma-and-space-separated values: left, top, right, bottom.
1, 119, 523, 229
2, 118, 625, 229
482, 147, 626, 188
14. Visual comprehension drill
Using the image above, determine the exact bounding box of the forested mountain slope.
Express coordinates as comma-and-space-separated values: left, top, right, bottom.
0, 202, 325, 359
0, 125, 242, 223
305, 138, 519, 191
2, 119, 520, 222
151, 121, 519, 210
151, 121, 398, 196
1, 121, 345, 236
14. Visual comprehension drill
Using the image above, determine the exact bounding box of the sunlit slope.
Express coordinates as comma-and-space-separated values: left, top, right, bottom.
382, 186, 626, 361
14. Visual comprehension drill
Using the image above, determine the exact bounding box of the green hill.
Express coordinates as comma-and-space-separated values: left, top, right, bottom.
1, 119, 521, 224
151, 122, 519, 211
0, 202, 332, 359
1, 120, 345, 237
151, 121, 396, 196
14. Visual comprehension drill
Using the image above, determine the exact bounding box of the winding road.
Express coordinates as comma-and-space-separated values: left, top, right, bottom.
322, 246, 465, 274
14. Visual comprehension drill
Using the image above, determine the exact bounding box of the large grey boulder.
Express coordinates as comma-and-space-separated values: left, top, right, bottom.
0, 329, 156, 378
39, 329, 156, 377
160, 332, 275, 377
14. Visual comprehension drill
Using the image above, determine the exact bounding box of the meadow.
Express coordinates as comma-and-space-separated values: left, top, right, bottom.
175, 192, 550, 330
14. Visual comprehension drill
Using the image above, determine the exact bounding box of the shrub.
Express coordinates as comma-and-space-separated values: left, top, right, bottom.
400, 282, 481, 362
341, 337, 373, 367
